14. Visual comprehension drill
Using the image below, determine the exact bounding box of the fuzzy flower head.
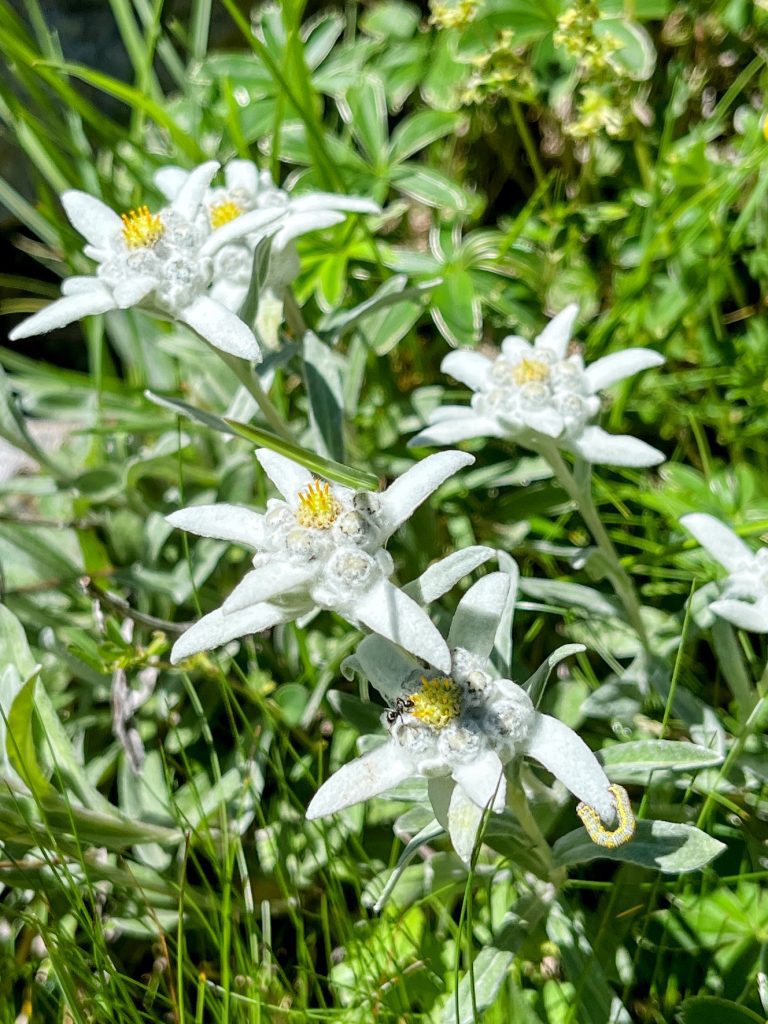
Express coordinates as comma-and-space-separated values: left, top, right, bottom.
167, 448, 475, 670
681, 513, 768, 632
410, 304, 665, 468
308, 572, 634, 863
155, 160, 379, 345
9, 162, 284, 362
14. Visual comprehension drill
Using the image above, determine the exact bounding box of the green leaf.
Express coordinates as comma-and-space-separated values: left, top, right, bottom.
6, 671, 54, 798
0, 604, 36, 680
441, 947, 514, 1024
389, 110, 459, 163
431, 272, 482, 346
303, 330, 346, 462
224, 417, 379, 490
679, 998, 765, 1024
553, 820, 727, 874
391, 164, 470, 212
600, 740, 724, 777
342, 74, 389, 165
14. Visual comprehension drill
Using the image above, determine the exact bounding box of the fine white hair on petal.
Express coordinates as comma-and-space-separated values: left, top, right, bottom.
179, 295, 262, 362
170, 600, 292, 664
166, 503, 265, 547
8, 289, 117, 340
409, 414, 505, 448
709, 598, 768, 633
501, 334, 533, 358
447, 572, 512, 662
448, 784, 485, 865
524, 407, 565, 439
154, 165, 188, 201
288, 193, 380, 215
584, 348, 664, 393
306, 742, 413, 819
568, 426, 665, 467
171, 160, 219, 222
224, 159, 260, 195
200, 208, 283, 256
349, 577, 451, 672
680, 513, 754, 572
222, 563, 315, 613
534, 303, 579, 358
452, 749, 506, 813
273, 210, 346, 249
61, 276, 104, 296
61, 190, 123, 249
522, 713, 615, 823
112, 275, 157, 309
345, 634, 417, 700
255, 449, 315, 504
378, 449, 474, 538
404, 545, 496, 605
441, 350, 493, 392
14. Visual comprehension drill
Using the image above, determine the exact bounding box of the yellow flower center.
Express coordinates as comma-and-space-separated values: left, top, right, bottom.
295, 480, 342, 529
409, 676, 462, 730
121, 206, 165, 249
209, 199, 244, 229
512, 357, 551, 386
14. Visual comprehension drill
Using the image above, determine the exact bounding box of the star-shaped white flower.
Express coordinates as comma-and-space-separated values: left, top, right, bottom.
9, 161, 283, 361
410, 304, 665, 468
681, 513, 768, 632
307, 572, 629, 863
167, 448, 475, 670
155, 159, 380, 345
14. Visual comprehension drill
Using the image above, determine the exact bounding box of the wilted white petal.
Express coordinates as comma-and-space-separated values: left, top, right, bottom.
166, 503, 265, 546
680, 513, 753, 572
179, 295, 261, 361
534, 303, 578, 358
9, 289, 117, 340
171, 160, 219, 221
452, 749, 506, 812
447, 572, 512, 661
113, 275, 156, 308
710, 598, 768, 633
568, 426, 665, 467
404, 545, 495, 605
585, 349, 664, 392
224, 159, 259, 195
306, 742, 413, 819
273, 210, 345, 249
255, 449, 314, 504
201, 208, 283, 256
345, 634, 417, 700
223, 562, 314, 612
378, 450, 474, 539
170, 601, 292, 663
409, 414, 504, 448
347, 578, 451, 672
441, 350, 493, 392
448, 783, 485, 864
522, 713, 615, 822
61, 190, 122, 249
501, 334, 533, 357
289, 193, 380, 215
154, 165, 187, 200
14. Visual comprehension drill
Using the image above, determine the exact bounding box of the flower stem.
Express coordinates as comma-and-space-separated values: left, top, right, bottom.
540, 442, 650, 649
506, 785, 565, 885
215, 350, 292, 441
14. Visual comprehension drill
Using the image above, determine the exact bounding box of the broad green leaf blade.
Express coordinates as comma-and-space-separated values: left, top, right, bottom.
389, 110, 459, 164
441, 948, 514, 1024
679, 997, 765, 1024
0, 604, 36, 679
6, 672, 54, 798
224, 417, 379, 490
601, 740, 724, 776
553, 820, 727, 874
303, 331, 345, 462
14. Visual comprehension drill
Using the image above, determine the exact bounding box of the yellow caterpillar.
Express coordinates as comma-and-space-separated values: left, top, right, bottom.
577, 784, 636, 849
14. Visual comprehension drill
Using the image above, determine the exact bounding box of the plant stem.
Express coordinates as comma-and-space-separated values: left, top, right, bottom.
540, 442, 650, 649
215, 349, 292, 441
506, 784, 564, 886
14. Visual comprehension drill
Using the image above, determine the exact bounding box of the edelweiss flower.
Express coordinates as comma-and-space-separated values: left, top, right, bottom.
167, 448, 475, 669
681, 513, 768, 632
307, 572, 632, 863
410, 304, 665, 467
155, 160, 379, 346
9, 162, 283, 361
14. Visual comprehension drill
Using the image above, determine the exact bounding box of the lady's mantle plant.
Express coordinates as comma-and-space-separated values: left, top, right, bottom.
168, 448, 474, 669
308, 572, 634, 863
410, 303, 665, 467
9, 161, 286, 361
682, 513, 768, 632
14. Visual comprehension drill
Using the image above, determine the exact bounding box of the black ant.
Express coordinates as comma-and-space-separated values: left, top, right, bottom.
386, 697, 414, 726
